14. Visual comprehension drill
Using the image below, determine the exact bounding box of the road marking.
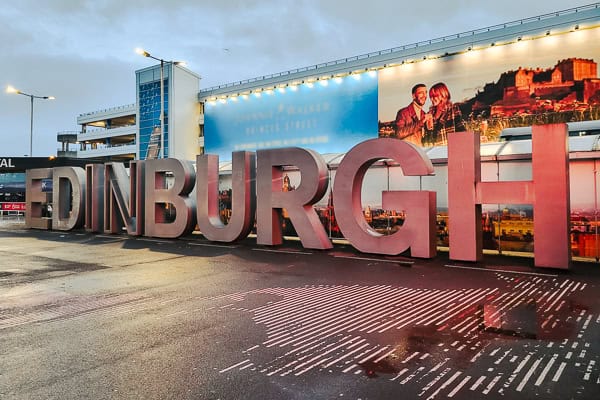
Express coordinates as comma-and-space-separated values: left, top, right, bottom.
445, 264, 558, 277
136, 238, 171, 244
426, 370, 462, 400
516, 357, 543, 391
165, 310, 188, 318
482, 374, 501, 394
375, 347, 398, 363
390, 368, 409, 381
469, 376, 486, 391
335, 255, 413, 265
552, 362, 567, 382
188, 242, 238, 249
535, 355, 558, 386
252, 248, 313, 255
357, 346, 390, 364
96, 235, 126, 240
219, 359, 251, 373
239, 362, 254, 371
448, 375, 472, 398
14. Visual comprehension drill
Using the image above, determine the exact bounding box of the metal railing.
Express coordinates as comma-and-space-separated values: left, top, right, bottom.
78, 103, 136, 118
79, 142, 136, 151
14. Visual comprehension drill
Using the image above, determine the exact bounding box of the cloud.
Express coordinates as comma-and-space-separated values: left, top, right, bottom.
0, 0, 579, 156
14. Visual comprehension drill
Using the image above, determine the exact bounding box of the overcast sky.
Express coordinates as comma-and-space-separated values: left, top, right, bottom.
0, 0, 585, 157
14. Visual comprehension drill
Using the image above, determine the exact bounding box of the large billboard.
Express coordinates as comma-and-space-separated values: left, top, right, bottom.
205, 27, 600, 159
204, 73, 378, 160
378, 26, 600, 145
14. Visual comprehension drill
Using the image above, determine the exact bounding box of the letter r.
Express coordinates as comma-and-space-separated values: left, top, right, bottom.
256, 147, 331, 249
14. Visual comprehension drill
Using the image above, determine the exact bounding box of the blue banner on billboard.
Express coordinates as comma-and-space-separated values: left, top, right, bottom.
204, 73, 378, 160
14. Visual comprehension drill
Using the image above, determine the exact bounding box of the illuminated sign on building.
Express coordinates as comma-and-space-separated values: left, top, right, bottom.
204, 73, 379, 160
0, 202, 25, 211
25, 125, 570, 270
378, 27, 600, 147
0, 159, 15, 168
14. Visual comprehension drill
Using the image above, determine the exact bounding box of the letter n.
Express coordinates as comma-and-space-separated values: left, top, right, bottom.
447, 125, 570, 269
85, 164, 104, 232
104, 161, 144, 235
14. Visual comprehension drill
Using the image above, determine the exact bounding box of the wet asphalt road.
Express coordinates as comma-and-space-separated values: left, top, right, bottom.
1, 220, 600, 399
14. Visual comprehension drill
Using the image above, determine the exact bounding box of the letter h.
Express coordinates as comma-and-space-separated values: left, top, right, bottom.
448, 125, 571, 269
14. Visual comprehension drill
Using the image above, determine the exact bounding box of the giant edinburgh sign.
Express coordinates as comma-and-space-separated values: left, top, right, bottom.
26, 127, 570, 269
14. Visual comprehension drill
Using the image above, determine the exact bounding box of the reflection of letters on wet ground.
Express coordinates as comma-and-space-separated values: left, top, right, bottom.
215, 275, 597, 398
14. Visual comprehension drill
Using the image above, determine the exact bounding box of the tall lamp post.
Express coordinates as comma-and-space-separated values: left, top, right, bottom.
6, 85, 55, 157
135, 48, 184, 159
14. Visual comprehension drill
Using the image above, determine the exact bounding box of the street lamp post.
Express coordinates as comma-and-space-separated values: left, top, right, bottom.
159, 58, 164, 159
6, 85, 55, 157
136, 48, 184, 159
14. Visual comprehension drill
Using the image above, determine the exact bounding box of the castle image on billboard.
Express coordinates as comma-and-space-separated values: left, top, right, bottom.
379, 58, 600, 142
482, 58, 599, 115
